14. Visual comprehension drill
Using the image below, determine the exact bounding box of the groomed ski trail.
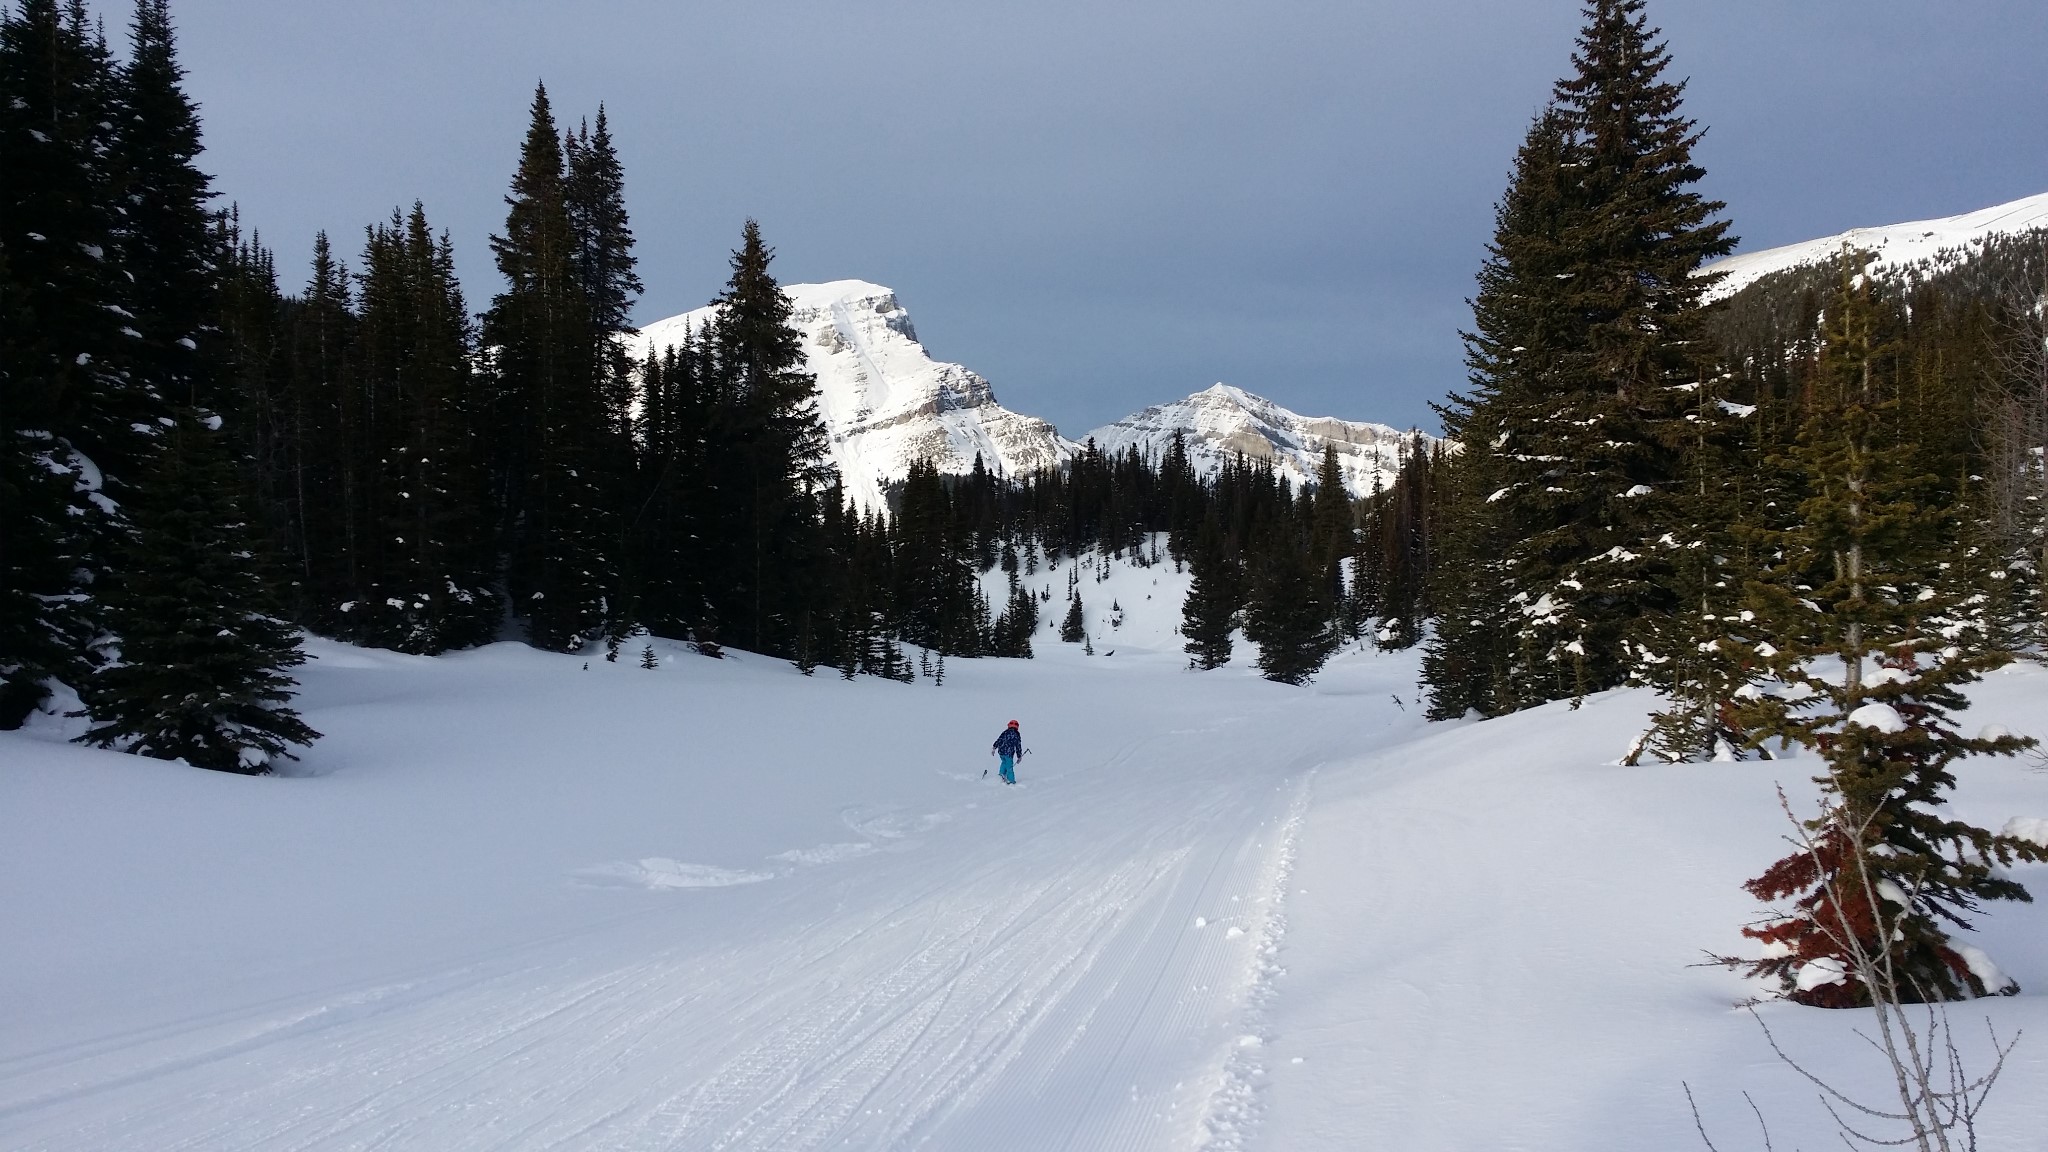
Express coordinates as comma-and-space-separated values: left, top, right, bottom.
0, 644, 1402, 1152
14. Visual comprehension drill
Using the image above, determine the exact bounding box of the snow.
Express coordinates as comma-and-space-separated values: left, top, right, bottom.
2004, 816, 2048, 849
1795, 956, 1849, 992
1087, 382, 1422, 499
1704, 189, 2048, 300
4, 553, 2046, 1149
631, 281, 1073, 511
1846, 701, 1908, 733
633, 287, 1419, 509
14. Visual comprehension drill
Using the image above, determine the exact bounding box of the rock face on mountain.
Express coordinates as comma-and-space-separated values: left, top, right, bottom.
631, 280, 1074, 511
1704, 190, 2048, 300
634, 282, 1422, 507
1086, 383, 1421, 498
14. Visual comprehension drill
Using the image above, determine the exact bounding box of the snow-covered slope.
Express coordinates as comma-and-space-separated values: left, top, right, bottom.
4, 566, 2047, 1148
632, 281, 1074, 511
6, 616, 2045, 1148
1087, 383, 1422, 498
1706, 189, 2048, 299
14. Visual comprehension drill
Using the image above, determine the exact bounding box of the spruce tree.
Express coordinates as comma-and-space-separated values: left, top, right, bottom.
1181, 513, 1239, 669
282, 232, 357, 628
1730, 262, 2044, 1006
1428, 2, 1734, 713
704, 219, 832, 656
1308, 443, 1355, 621
114, 0, 214, 412
1059, 592, 1086, 643
0, 0, 137, 724
483, 83, 615, 652
347, 205, 498, 652
76, 410, 319, 772
1425, 108, 1573, 714
1244, 514, 1338, 685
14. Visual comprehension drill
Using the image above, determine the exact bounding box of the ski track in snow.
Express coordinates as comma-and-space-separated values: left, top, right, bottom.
0, 643, 1379, 1150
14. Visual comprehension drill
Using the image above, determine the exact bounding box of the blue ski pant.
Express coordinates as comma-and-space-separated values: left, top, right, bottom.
999, 754, 1016, 784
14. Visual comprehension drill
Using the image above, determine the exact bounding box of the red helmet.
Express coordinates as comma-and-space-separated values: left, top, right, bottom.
1007, 720, 1020, 728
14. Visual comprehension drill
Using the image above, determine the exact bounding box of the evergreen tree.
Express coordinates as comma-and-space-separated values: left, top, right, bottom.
1424, 108, 1571, 715
114, 0, 214, 412
1181, 513, 1239, 669
1059, 592, 1086, 643
632, 336, 713, 639
345, 205, 498, 652
1427, 2, 1734, 713
1730, 263, 2045, 1006
76, 410, 319, 772
0, 0, 137, 724
1244, 513, 1338, 685
1308, 443, 1355, 621
1420, 426, 1516, 718
703, 220, 832, 656
483, 83, 615, 652
281, 232, 357, 628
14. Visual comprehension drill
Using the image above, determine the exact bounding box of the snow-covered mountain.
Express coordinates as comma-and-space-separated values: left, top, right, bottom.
1705, 189, 2048, 300
634, 282, 1420, 507
632, 280, 1074, 511
1086, 383, 1421, 498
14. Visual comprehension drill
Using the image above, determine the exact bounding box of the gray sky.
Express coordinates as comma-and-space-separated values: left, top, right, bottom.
164, 0, 2047, 436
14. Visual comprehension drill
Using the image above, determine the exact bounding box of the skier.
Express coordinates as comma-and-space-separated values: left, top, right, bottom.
991, 720, 1025, 785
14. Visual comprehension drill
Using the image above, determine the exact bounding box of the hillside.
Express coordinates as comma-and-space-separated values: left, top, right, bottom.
1705, 189, 2048, 299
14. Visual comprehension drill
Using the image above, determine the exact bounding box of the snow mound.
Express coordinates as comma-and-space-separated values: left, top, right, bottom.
577, 857, 775, 890
2003, 816, 2048, 848
768, 842, 879, 866
1704, 190, 2048, 299
1846, 702, 1907, 734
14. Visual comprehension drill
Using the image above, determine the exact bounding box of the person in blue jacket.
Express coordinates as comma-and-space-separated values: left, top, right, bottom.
991, 720, 1024, 784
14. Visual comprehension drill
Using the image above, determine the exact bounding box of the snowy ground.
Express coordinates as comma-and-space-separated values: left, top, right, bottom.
5, 550, 2047, 1150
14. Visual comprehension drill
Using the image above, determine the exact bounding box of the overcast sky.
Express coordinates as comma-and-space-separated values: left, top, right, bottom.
160, 0, 2047, 436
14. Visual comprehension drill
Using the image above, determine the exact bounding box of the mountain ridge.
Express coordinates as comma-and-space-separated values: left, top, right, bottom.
1704, 189, 2048, 299
632, 281, 1421, 507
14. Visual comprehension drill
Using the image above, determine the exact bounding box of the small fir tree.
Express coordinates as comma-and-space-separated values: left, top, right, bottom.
1729, 262, 2045, 1006
1181, 515, 1239, 669
1060, 593, 1086, 643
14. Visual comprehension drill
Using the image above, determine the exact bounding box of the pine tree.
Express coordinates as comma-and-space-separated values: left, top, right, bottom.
703, 219, 832, 656
1308, 443, 1355, 624
1181, 513, 1239, 669
1424, 108, 1572, 714
483, 83, 614, 652
282, 232, 356, 628
0, 0, 138, 724
1060, 592, 1086, 643
1730, 262, 2045, 1006
114, 0, 214, 412
76, 411, 319, 772
1420, 426, 1516, 718
640, 642, 658, 669
346, 205, 498, 652
1427, 2, 1733, 713
1244, 514, 1338, 685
